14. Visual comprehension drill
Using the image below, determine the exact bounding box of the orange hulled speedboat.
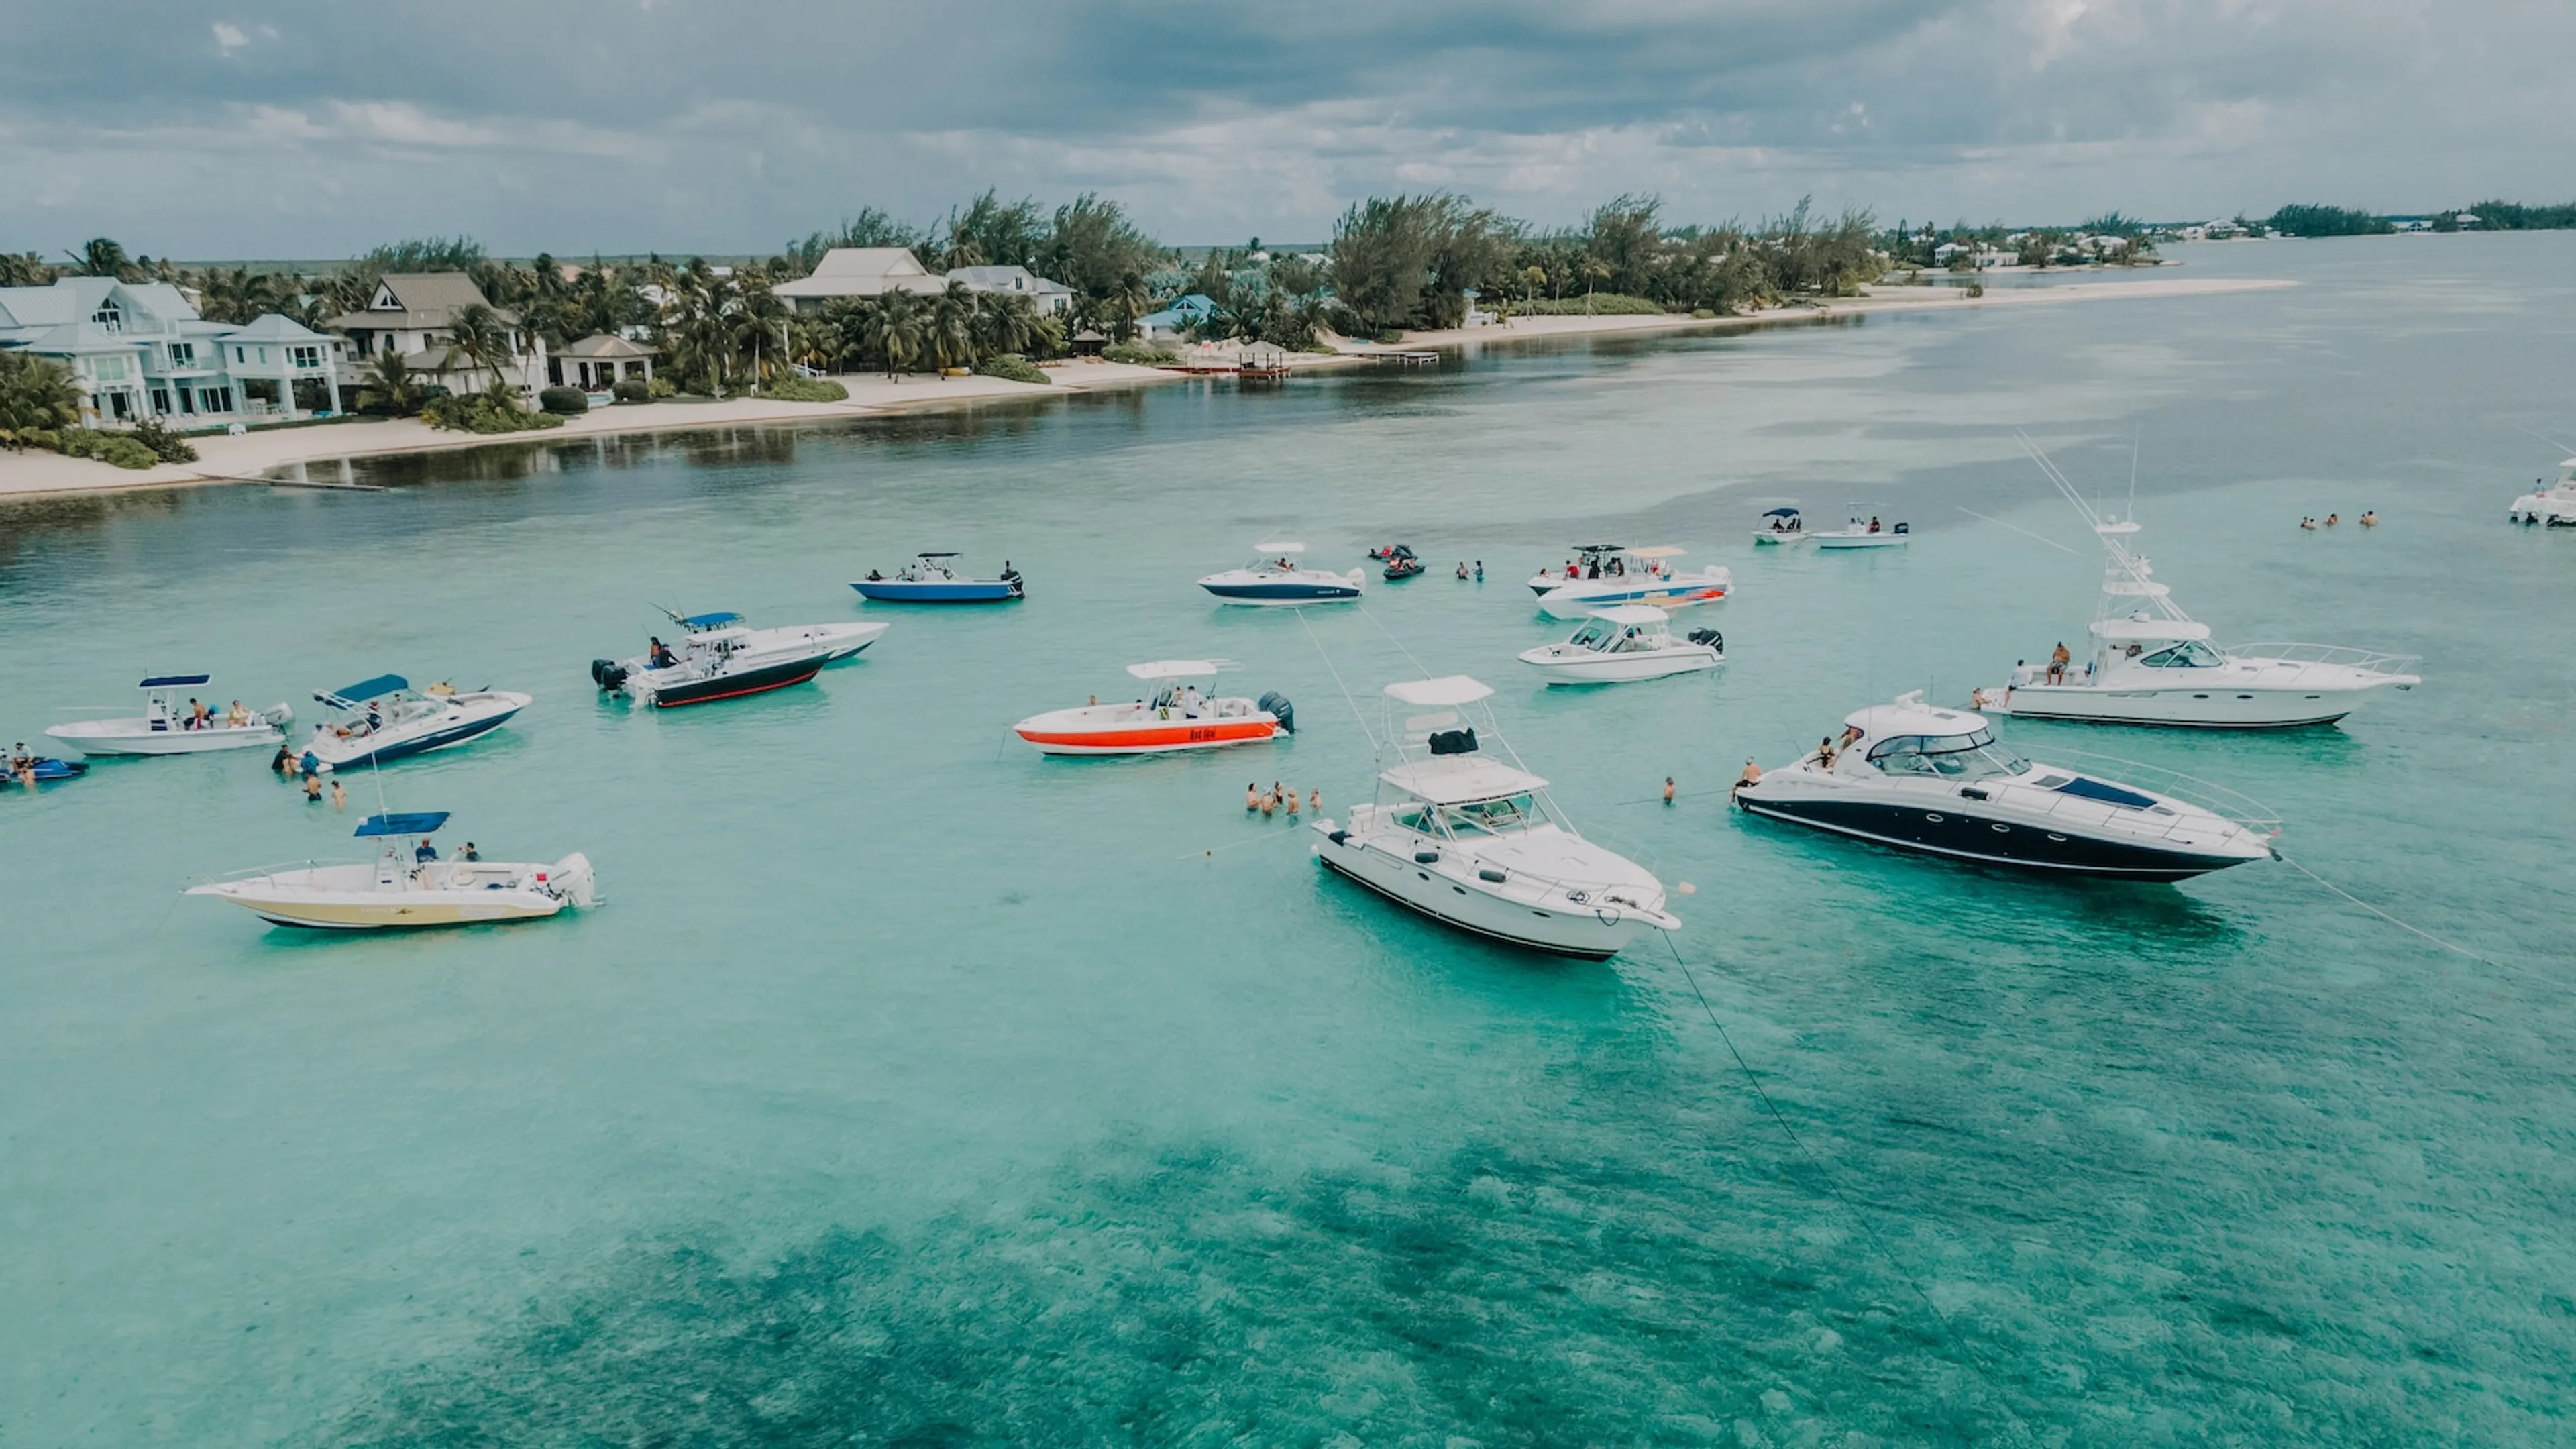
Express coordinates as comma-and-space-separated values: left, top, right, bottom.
1013, 660, 1294, 756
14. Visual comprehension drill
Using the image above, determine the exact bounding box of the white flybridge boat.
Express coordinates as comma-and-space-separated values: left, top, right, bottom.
1517, 606, 1723, 684
1812, 506, 1909, 549
1196, 543, 1364, 604
2508, 458, 2576, 525
300, 674, 529, 769
1528, 545, 1731, 619
1012, 660, 1294, 755
188, 810, 596, 931
1974, 449, 2420, 729
590, 609, 888, 708
46, 674, 292, 757
1311, 676, 1680, 959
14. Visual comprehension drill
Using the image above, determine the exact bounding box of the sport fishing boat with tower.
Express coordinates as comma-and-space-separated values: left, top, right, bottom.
45, 674, 292, 757
187, 810, 596, 930
1012, 660, 1293, 755
1527, 544, 1730, 618
1973, 447, 2418, 728
1196, 542, 1365, 604
2508, 458, 2576, 525
1732, 691, 2277, 881
1310, 676, 1680, 959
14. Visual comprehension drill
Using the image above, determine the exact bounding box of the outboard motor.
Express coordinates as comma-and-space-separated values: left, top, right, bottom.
590, 658, 629, 692
1686, 628, 1723, 651
1892, 521, 1910, 534
1427, 726, 1479, 756
1257, 691, 1296, 734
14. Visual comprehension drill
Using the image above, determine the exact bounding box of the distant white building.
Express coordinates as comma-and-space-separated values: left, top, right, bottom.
0, 276, 349, 426
943, 264, 1076, 316
773, 248, 949, 315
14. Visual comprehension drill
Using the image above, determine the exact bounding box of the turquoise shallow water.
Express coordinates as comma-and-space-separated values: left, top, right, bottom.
4, 236, 2573, 1444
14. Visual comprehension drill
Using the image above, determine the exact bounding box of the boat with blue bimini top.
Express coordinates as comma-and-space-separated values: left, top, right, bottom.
850, 553, 1025, 602
1731, 691, 2277, 881
1197, 541, 1365, 604
1527, 544, 1731, 618
46, 674, 293, 757
299, 674, 528, 770
591, 609, 887, 708
186, 811, 596, 931
1752, 506, 1810, 545
1311, 675, 1681, 959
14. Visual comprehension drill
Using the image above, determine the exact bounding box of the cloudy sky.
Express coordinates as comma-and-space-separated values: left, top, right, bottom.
3, 0, 2568, 260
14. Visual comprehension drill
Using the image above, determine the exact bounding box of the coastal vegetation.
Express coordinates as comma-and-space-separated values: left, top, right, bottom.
2265, 205, 2391, 237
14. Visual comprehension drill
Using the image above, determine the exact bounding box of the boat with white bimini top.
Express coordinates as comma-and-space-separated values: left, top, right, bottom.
1311, 675, 1680, 959
1013, 660, 1294, 755
1752, 506, 1810, 545
187, 810, 596, 930
1811, 506, 1909, 549
1973, 451, 2419, 728
851, 552, 1025, 602
1196, 542, 1364, 604
1529, 545, 1731, 619
2508, 458, 2576, 525
300, 674, 527, 769
1733, 692, 2277, 881
1517, 606, 1723, 684
46, 674, 292, 757
590, 609, 888, 708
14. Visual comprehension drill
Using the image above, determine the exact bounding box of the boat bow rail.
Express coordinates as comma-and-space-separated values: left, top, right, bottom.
2023, 747, 2283, 833
2217, 642, 2423, 677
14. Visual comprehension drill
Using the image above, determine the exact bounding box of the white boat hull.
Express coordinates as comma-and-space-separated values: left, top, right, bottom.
1013, 701, 1281, 755
1813, 533, 1906, 549
1517, 642, 1721, 684
1976, 661, 2416, 729
303, 690, 529, 767
1309, 818, 1676, 960
46, 710, 288, 756
189, 854, 594, 930
1534, 572, 1731, 619
1752, 531, 1810, 546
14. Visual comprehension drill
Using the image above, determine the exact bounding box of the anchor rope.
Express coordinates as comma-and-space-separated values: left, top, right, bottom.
1293, 606, 1376, 755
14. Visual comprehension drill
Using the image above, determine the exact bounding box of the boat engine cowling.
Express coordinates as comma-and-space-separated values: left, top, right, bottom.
1686, 628, 1724, 651
546, 852, 598, 908
1258, 691, 1295, 734
590, 659, 629, 692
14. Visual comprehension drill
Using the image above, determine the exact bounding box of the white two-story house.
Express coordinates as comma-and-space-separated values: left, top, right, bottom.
0, 277, 350, 427
324, 272, 546, 396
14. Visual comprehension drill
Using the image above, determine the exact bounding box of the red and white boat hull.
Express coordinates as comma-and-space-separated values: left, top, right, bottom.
1013, 702, 1281, 756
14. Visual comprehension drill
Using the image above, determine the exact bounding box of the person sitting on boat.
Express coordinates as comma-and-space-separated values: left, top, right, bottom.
227, 700, 249, 727
866, 568, 884, 581
1002, 561, 1020, 581
2047, 641, 2071, 684
1732, 759, 1762, 798
1816, 735, 1839, 768
415, 838, 438, 865
649, 637, 678, 670
460, 842, 480, 862
1868, 517, 1882, 533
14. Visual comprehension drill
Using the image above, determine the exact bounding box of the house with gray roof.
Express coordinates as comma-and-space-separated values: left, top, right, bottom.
0, 276, 349, 427
324, 272, 545, 395
772, 248, 950, 315
943, 265, 1076, 316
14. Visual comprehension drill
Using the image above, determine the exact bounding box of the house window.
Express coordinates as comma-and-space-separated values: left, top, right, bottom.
178, 388, 195, 415
168, 342, 195, 367
151, 387, 171, 414
258, 347, 270, 364
235, 347, 246, 364
91, 306, 123, 333
290, 345, 321, 368
199, 386, 234, 413
91, 355, 129, 382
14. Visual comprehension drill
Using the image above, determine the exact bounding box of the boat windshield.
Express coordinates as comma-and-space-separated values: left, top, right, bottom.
1865, 729, 2031, 781
2139, 640, 2225, 669
1442, 793, 1541, 836
1566, 619, 1616, 649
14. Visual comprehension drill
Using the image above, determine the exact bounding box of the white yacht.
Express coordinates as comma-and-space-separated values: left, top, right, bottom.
46, 674, 292, 757
1733, 692, 2276, 881
300, 674, 528, 769
1975, 500, 2418, 729
1812, 506, 1909, 549
1528, 544, 1731, 618
1517, 606, 1723, 684
591, 610, 887, 708
2508, 458, 2576, 525
189, 810, 594, 930
1196, 543, 1364, 604
1310, 676, 1680, 959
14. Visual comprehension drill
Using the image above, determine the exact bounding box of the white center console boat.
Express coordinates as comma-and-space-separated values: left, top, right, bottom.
2509, 458, 2576, 525
1014, 660, 1293, 755
46, 673, 292, 757
1311, 676, 1680, 959
1812, 507, 1909, 549
1517, 606, 1723, 684
188, 810, 596, 930
1733, 692, 2276, 881
1197, 542, 1364, 604
1527, 544, 1731, 618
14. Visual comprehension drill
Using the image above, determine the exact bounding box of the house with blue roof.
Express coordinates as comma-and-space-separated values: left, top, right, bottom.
0, 276, 349, 427
1134, 294, 1218, 343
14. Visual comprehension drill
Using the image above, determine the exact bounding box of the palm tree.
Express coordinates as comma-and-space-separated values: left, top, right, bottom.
445, 303, 516, 392
355, 351, 423, 416
969, 292, 1040, 361
1108, 268, 1151, 341
926, 282, 976, 372
0, 351, 88, 439
0, 252, 52, 287
862, 290, 925, 380
64, 237, 132, 280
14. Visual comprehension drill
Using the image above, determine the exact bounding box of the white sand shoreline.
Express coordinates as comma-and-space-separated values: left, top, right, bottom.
0, 275, 2290, 504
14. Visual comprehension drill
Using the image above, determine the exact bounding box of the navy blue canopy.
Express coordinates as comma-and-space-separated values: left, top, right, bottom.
327, 674, 409, 704
355, 811, 449, 837
678, 612, 743, 629
2051, 776, 2158, 810
140, 673, 211, 688
1761, 507, 1801, 518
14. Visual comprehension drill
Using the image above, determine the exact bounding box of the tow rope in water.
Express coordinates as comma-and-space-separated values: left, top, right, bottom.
1293, 606, 1375, 753
2271, 850, 2510, 970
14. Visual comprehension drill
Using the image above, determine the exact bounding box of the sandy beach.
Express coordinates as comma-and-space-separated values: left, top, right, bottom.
0, 274, 2288, 502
